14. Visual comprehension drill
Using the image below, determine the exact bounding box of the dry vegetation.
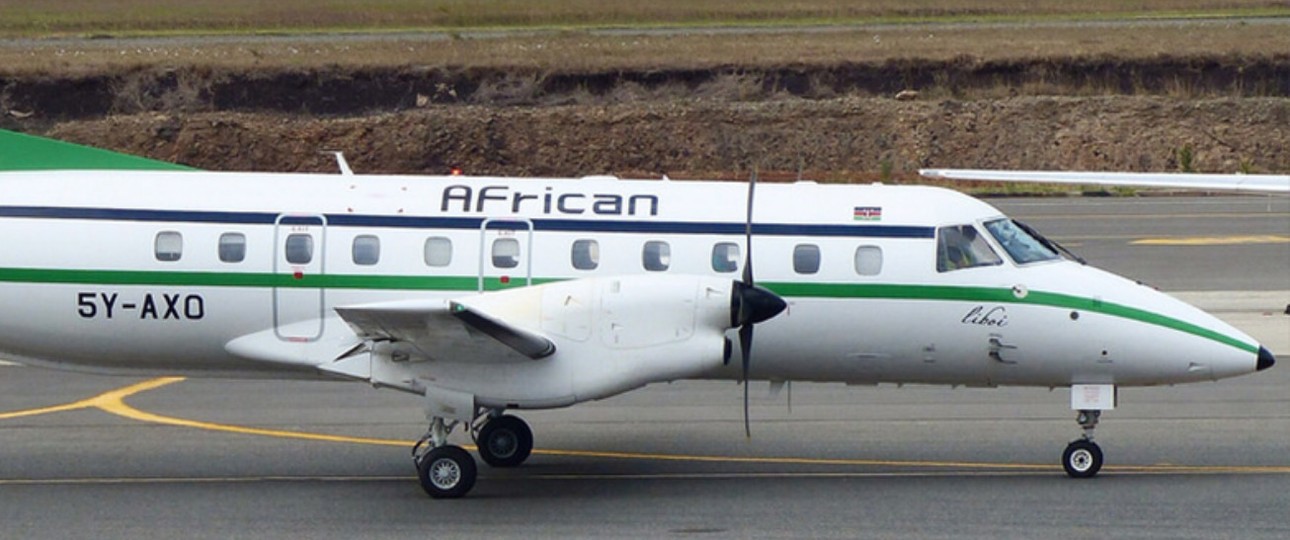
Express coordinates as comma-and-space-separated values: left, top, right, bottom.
4, 22, 1290, 76
38, 97, 1290, 183
1, 0, 1287, 37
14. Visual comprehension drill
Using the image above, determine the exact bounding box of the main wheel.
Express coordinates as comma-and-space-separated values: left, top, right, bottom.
475, 415, 533, 468
416, 445, 477, 498
1062, 440, 1103, 478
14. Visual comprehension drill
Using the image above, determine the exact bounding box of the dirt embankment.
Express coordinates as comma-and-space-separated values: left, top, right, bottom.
2, 56, 1289, 178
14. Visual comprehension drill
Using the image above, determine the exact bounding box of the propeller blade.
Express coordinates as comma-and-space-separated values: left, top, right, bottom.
743, 168, 757, 286
741, 168, 757, 437
731, 281, 787, 438
740, 322, 753, 438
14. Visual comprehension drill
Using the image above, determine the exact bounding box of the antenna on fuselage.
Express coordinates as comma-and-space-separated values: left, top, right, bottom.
325, 151, 354, 176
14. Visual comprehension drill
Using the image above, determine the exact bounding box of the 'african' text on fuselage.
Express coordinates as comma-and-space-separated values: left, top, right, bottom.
440, 185, 659, 216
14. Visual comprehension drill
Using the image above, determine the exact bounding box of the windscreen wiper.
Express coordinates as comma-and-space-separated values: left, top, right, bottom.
1015, 220, 1087, 265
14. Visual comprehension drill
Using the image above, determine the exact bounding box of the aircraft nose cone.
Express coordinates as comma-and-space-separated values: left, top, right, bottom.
1257, 346, 1276, 371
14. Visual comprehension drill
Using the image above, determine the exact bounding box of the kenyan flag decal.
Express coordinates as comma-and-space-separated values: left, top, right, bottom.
853, 206, 882, 221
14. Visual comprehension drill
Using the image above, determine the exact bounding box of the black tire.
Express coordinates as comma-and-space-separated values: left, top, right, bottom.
1062, 440, 1103, 478
416, 445, 477, 498
475, 415, 533, 468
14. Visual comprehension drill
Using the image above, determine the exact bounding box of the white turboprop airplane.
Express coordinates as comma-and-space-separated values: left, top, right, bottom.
0, 131, 1279, 498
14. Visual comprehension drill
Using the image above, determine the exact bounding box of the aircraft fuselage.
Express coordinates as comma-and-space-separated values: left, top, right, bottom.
0, 171, 1269, 398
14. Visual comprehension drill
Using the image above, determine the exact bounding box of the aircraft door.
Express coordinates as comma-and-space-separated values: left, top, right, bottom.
273, 214, 327, 341
478, 218, 533, 292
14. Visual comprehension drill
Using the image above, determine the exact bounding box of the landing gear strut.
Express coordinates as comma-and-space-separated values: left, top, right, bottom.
473, 413, 534, 468
1062, 410, 1103, 478
411, 410, 536, 498
412, 417, 476, 498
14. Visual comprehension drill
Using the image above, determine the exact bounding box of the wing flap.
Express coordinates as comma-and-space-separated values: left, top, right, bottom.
335, 298, 554, 363
448, 301, 556, 359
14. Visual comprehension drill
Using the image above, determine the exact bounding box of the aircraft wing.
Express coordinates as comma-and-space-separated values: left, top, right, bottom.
335, 298, 556, 363
919, 169, 1289, 194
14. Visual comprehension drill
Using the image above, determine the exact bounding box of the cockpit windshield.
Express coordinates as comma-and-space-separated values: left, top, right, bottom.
936, 224, 1003, 272
983, 218, 1061, 264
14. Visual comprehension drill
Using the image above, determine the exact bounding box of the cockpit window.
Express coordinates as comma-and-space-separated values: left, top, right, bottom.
936, 224, 1003, 272
984, 218, 1060, 265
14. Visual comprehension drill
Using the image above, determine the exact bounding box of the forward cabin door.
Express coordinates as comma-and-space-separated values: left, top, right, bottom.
478, 218, 533, 292
273, 214, 327, 341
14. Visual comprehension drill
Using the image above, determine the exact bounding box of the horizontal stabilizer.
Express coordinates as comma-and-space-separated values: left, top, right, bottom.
920, 169, 1289, 194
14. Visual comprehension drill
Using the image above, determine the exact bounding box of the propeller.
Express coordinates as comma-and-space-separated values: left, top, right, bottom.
731, 167, 788, 438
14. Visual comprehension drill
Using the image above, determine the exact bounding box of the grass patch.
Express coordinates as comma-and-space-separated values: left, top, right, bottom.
1, 0, 1289, 37
5, 23, 1290, 78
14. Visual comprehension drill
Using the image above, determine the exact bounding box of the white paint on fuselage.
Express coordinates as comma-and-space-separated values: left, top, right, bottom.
0, 170, 1265, 399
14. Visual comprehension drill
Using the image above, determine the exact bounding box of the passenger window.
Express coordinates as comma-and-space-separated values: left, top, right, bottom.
643, 241, 671, 271
492, 238, 520, 268
352, 235, 380, 266
711, 242, 740, 273
424, 236, 452, 267
218, 233, 246, 263
937, 224, 1003, 272
793, 244, 820, 274
571, 239, 599, 270
285, 234, 314, 264
154, 231, 182, 262
855, 245, 883, 276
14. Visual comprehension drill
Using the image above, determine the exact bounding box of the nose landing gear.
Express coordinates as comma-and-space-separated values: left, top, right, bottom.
1062, 409, 1103, 478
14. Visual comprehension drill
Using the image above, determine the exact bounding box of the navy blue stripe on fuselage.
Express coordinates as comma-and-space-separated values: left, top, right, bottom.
0, 206, 934, 239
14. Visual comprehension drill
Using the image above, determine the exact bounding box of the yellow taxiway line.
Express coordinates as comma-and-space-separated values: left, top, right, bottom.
5, 377, 1290, 476
1131, 235, 1290, 246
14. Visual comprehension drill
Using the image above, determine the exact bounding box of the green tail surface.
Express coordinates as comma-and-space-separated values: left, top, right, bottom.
0, 129, 194, 171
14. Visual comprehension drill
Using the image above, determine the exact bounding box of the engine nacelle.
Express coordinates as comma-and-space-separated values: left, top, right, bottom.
305, 275, 742, 411
478, 274, 735, 403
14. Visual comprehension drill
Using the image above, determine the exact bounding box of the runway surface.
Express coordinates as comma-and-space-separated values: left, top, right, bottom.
990, 195, 1288, 292
1, 195, 1287, 539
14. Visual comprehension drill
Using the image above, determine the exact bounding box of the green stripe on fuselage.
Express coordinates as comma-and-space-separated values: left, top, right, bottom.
0, 267, 550, 291
769, 281, 1257, 354
0, 267, 1257, 354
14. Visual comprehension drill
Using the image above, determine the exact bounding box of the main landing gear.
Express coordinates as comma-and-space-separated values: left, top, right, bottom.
413, 417, 475, 499
412, 411, 535, 498
1062, 410, 1103, 478
473, 413, 534, 468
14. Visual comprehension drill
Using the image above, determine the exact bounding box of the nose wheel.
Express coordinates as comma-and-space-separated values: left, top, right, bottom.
1062, 409, 1104, 478
1062, 439, 1103, 478
474, 414, 534, 468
